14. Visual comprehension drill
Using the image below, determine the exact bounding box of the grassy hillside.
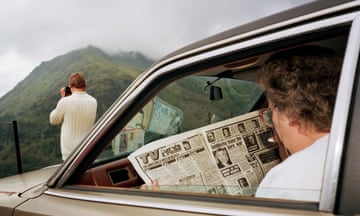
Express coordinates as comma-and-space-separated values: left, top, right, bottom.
0, 46, 154, 177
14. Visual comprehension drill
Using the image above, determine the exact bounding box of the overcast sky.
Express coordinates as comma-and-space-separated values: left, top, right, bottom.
0, 0, 313, 97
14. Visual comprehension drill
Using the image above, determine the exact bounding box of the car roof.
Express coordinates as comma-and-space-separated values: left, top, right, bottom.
158, 0, 357, 63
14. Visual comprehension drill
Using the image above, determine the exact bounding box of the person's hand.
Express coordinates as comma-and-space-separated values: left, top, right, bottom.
60, 87, 66, 97
273, 131, 290, 161
140, 180, 160, 190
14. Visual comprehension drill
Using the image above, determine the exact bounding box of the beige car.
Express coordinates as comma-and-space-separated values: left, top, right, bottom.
1, 1, 360, 215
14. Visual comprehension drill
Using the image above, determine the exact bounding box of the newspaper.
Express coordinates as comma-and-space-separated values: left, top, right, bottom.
128, 110, 280, 196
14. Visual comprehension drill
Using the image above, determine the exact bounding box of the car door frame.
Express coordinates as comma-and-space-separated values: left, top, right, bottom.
331, 14, 360, 215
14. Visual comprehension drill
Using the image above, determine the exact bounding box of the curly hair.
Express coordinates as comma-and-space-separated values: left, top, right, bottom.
258, 45, 342, 131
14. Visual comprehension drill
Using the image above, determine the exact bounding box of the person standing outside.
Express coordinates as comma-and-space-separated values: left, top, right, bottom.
50, 72, 97, 161
255, 45, 341, 201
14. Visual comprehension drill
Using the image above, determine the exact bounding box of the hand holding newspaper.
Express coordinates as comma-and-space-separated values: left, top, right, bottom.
128, 110, 280, 196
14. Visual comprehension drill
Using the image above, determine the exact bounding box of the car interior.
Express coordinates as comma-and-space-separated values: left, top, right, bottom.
71, 28, 349, 203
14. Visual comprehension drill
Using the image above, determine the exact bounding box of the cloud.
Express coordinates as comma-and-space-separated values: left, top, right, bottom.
0, 0, 312, 97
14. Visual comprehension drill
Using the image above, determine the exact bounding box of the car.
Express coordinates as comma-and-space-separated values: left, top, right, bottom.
1, 1, 360, 215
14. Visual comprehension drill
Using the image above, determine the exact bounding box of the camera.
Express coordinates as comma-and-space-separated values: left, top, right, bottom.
65, 86, 72, 96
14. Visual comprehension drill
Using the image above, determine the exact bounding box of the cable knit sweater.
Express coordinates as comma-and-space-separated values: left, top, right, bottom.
50, 91, 97, 160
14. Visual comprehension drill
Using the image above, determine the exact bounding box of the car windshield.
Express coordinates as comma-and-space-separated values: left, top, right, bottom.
97, 76, 264, 162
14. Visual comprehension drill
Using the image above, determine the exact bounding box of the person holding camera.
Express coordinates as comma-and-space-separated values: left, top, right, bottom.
49, 72, 97, 161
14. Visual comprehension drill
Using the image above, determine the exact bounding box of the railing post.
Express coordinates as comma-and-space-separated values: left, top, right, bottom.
12, 121, 23, 174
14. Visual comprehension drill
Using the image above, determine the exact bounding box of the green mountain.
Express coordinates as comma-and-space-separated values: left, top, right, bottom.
0, 45, 154, 177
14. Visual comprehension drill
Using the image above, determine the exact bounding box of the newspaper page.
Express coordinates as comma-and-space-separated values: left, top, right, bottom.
128, 110, 280, 196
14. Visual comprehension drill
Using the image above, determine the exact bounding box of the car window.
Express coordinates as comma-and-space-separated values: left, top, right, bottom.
75, 27, 349, 211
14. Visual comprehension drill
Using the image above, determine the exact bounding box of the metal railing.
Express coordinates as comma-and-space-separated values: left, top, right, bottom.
0, 121, 23, 174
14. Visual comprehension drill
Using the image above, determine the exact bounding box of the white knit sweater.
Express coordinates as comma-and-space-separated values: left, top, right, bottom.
50, 91, 97, 160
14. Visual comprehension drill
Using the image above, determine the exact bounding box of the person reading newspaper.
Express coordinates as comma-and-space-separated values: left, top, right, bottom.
255, 45, 341, 201
137, 45, 341, 202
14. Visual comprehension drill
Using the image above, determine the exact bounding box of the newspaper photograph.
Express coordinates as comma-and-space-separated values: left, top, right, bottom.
128, 110, 280, 196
